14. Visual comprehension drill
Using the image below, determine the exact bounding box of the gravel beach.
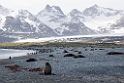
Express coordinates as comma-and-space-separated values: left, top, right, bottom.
0, 46, 124, 83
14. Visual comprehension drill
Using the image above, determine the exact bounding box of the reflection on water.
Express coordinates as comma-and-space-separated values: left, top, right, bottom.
0, 49, 35, 59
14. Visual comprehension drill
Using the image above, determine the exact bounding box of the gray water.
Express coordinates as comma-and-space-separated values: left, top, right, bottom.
0, 49, 34, 59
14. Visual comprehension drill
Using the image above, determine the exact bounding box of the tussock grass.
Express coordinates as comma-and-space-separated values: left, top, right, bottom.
0, 42, 123, 48
0, 42, 49, 47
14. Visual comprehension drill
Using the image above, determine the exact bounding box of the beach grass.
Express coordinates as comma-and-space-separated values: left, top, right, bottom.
0, 42, 124, 48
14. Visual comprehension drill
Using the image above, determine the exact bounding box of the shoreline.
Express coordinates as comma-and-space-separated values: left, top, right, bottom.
0, 49, 36, 60
0, 44, 124, 83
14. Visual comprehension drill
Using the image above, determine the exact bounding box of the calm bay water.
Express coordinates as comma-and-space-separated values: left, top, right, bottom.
0, 49, 34, 59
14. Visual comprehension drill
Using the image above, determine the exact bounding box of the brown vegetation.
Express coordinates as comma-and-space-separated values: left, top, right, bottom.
5, 65, 21, 72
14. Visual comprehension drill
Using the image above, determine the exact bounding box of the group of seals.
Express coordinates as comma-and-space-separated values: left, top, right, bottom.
8, 56, 52, 75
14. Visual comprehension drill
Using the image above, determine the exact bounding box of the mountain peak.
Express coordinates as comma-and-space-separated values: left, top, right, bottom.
37, 5, 65, 18
93, 4, 98, 7
71, 9, 81, 14
19, 10, 31, 14
18, 10, 32, 17
44, 5, 63, 13
0, 5, 3, 8
52, 5, 61, 11
45, 5, 62, 12
68, 9, 82, 17
83, 4, 124, 17
45, 5, 51, 9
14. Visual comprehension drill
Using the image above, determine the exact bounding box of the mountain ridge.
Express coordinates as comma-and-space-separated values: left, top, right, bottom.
0, 4, 123, 41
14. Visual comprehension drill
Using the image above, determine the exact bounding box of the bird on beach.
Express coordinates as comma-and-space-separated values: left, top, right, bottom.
9, 56, 11, 60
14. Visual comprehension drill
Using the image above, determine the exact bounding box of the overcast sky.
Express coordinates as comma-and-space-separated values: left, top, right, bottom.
0, 0, 124, 15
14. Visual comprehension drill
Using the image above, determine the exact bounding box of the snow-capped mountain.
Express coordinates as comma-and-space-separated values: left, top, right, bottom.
36, 5, 66, 23
0, 5, 58, 38
83, 4, 123, 18
83, 5, 124, 33
67, 9, 85, 22
112, 15, 124, 30
0, 5, 13, 30
0, 4, 124, 43
36, 5, 96, 35
68, 4, 124, 33
0, 4, 96, 40
98, 15, 124, 33
36, 5, 67, 35
0, 5, 13, 16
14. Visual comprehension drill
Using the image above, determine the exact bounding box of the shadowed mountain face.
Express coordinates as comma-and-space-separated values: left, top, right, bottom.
36, 5, 97, 36
62, 22, 96, 35
111, 15, 124, 28
97, 15, 124, 34
0, 4, 124, 42
83, 4, 123, 17
68, 4, 124, 33
3, 16, 36, 32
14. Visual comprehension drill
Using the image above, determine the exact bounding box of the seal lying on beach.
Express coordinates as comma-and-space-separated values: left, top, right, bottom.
26, 58, 37, 62
43, 62, 52, 75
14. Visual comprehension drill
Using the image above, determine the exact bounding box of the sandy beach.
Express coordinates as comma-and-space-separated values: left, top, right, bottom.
0, 44, 124, 83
